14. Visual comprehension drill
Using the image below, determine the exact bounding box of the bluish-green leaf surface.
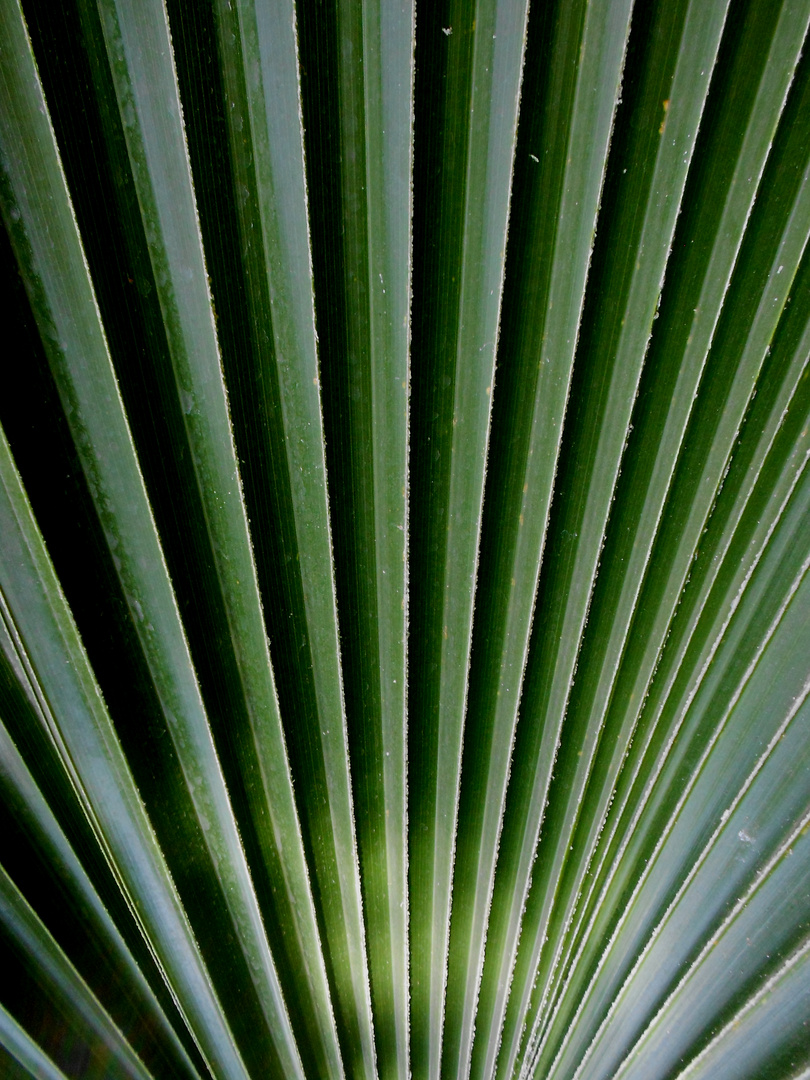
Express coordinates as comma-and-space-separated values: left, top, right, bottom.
1, 0, 810, 1077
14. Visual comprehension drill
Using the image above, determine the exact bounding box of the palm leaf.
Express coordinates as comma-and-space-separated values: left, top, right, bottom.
1, 0, 809, 1078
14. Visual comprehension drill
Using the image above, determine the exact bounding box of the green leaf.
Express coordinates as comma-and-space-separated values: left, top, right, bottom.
610, 745, 810, 1080
488, 0, 739, 1073
2, 0, 810, 1078
0, 861, 153, 1080
79, 0, 367, 1071
0, 5, 293, 1071
542, 541, 810, 1080
0, 1003, 68, 1080
457, 1, 634, 1074
292, 2, 414, 1076
0, 433, 245, 1080
408, 4, 530, 1076
0, 711, 200, 1080
672, 936, 810, 1080
503, 2, 810, 1070
189, 0, 387, 1072
529, 434, 810, 1080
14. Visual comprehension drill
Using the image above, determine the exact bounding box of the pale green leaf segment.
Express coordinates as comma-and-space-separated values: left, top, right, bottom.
0, 3, 299, 1077
530, 258, 810, 1080
517, 10, 810, 1073
539, 482, 810, 1080
525, 426, 810, 1080
408, 3, 530, 1078
0, 714, 199, 1080
611, 731, 810, 1080
0, 441, 245, 1080
674, 937, 810, 1080
323, 1, 414, 1077
486, 0, 733, 1075
445, 1, 634, 1078
85, 9, 328, 1067
528, 382, 810, 1080
0, 1003, 68, 1080
0, 862, 153, 1080
210, 0, 380, 1076
494, 3, 810, 1077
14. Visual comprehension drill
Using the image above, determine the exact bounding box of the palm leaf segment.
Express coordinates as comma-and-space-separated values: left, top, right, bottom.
0, 0, 809, 1078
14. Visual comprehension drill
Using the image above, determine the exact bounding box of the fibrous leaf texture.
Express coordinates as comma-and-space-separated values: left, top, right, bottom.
0, 0, 809, 1078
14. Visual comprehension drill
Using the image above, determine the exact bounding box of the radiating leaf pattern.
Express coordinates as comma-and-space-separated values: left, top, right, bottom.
1, 0, 809, 1078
